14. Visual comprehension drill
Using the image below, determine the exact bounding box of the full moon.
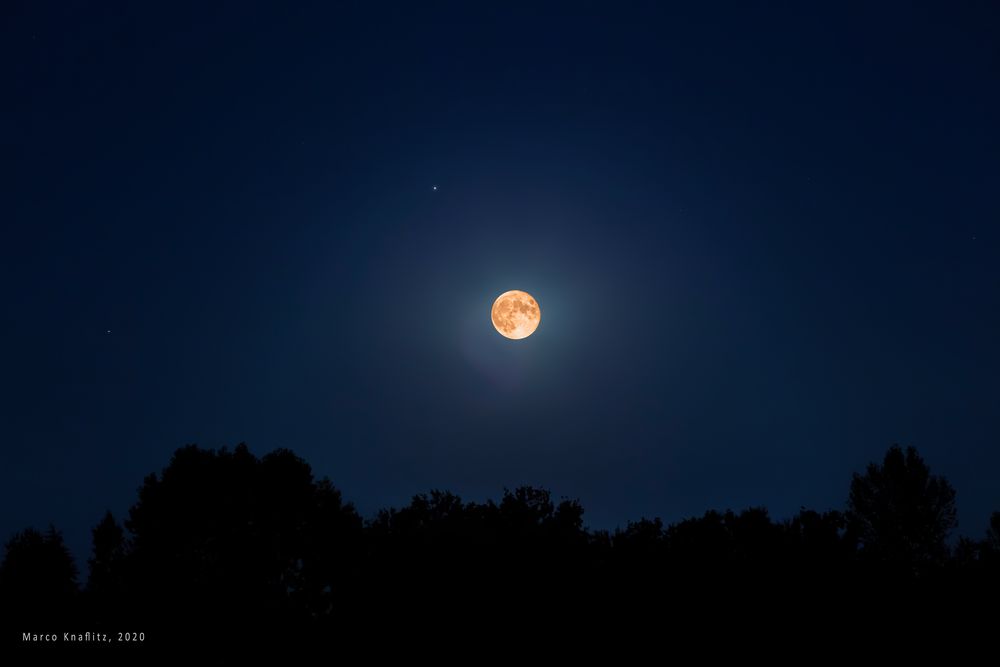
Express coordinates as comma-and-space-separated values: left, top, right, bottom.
491, 290, 541, 340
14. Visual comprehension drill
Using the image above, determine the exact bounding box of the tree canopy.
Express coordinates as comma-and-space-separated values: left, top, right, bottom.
1, 442, 996, 638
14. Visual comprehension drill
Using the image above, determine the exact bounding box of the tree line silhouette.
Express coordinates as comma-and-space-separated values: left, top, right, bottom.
2, 444, 998, 637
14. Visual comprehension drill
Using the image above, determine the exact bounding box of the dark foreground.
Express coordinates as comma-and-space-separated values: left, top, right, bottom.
2, 444, 998, 646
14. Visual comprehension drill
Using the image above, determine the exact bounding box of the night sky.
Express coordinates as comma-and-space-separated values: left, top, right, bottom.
3, 2, 999, 564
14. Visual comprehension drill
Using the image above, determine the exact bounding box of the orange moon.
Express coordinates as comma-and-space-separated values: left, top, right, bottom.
491, 290, 541, 340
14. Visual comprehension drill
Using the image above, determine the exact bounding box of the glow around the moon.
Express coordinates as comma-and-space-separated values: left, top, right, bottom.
491, 290, 541, 340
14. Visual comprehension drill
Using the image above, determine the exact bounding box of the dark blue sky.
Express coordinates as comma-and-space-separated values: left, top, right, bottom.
3, 1, 998, 563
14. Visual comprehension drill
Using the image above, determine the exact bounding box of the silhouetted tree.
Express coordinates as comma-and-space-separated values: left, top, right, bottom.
88, 511, 127, 596
664, 510, 731, 569
962, 511, 1000, 573
495, 486, 586, 549
784, 509, 853, 564
847, 445, 957, 573
365, 485, 590, 610
606, 518, 668, 594
365, 489, 484, 608
613, 517, 666, 554
0, 526, 78, 622
120, 444, 362, 626
986, 511, 1000, 553
664, 509, 785, 573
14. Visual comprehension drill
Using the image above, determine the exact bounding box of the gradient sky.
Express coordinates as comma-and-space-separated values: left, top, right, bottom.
3, 1, 999, 563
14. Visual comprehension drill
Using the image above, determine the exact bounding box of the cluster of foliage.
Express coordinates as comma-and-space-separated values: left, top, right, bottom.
2, 444, 998, 635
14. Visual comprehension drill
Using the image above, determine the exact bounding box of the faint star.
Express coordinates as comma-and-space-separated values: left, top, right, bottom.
432, 185, 438, 191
